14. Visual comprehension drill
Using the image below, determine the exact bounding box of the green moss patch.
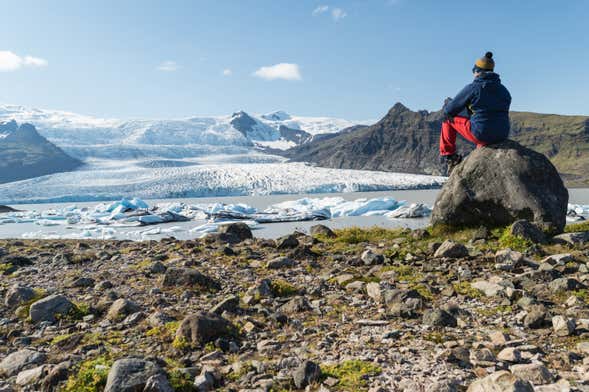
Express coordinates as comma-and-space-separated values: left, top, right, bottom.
321, 360, 382, 391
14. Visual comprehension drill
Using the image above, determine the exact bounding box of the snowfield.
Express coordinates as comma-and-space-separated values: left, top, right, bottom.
0, 160, 446, 204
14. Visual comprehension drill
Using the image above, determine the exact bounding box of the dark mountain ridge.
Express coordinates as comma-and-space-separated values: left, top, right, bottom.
285, 103, 589, 186
0, 121, 83, 184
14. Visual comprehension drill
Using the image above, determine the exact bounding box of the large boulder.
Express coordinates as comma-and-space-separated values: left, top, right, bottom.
432, 140, 568, 233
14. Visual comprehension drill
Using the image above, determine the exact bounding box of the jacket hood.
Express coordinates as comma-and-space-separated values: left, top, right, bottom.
474, 72, 501, 83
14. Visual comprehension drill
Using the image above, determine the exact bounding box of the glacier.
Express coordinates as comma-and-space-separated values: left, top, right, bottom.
0, 160, 446, 204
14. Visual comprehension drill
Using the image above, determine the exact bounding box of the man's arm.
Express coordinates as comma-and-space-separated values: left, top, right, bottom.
444, 84, 474, 117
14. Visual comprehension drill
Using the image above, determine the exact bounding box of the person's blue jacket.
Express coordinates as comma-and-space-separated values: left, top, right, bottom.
444, 72, 512, 143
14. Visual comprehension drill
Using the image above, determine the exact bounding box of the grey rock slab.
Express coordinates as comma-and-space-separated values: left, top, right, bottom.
104, 358, 163, 392
0, 349, 46, 377
434, 240, 469, 259
467, 370, 534, 392
29, 294, 73, 323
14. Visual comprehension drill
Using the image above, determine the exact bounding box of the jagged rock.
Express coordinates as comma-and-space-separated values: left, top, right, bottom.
495, 249, 524, 271
292, 360, 321, 389
548, 277, 581, 292
266, 256, 296, 269
106, 298, 141, 321
510, 220, 546, 244
366, 282, 382, 303
422, 309, 457, 327
69, 277, 95, 288
146, 311, 174, 327
524, 305, 547, 329
162, 268, 220, 290
361, 249, 385, 265
552, 315, 575, 336
29, 294, 74, 323
552, 231, 589, 245
218, 222, 252, 242
471, 280, 505, 297
41, 361, 70, 391
144, 373, 174, 392
16, 365, 48, 386
193, 370, 215, 391
279, 296, 312, 314
509, 364, 555, 385
210, 295, 240, 315
432, 140, 568, 233
0, 349, 46, 377
434, 240, 469, 259
150, 261, 167, 274
4, 285, 36, 307
310, 224, 336, 238
496, 347, 522, 363
104, 358, 163, 392
467, 370, 533, 392
175, 312, 234, 345
276, 234, 299, 249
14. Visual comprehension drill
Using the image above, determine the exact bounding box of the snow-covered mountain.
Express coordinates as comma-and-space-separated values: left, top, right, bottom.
0, 104, 359, 159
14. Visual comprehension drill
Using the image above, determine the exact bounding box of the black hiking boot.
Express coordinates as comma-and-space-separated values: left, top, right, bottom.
443, 154, 462, 175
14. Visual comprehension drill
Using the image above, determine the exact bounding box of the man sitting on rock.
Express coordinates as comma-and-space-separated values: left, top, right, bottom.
440, 52, 512, 173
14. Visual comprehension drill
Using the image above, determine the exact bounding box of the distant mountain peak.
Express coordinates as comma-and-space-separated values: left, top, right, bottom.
388, 102, 411, 115
261, 111, 291, 121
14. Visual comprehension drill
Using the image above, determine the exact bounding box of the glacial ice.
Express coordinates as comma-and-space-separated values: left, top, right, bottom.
0, 161, 446, 204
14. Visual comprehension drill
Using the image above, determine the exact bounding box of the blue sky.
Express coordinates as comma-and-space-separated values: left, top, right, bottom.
0, 0, 587, 120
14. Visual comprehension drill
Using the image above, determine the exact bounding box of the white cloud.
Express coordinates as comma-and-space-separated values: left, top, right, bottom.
331, 8, 347, 21
157, 61, 180, 72
253, 63, 302, 81
312, 5, 329, 16
222, 68, 232, 76
0, 51, 48, 72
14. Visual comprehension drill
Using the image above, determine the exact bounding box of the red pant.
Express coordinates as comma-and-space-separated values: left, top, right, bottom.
439, 116, 487, 156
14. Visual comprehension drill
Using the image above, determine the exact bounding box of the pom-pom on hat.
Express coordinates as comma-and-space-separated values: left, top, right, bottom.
473, 52, 495, 72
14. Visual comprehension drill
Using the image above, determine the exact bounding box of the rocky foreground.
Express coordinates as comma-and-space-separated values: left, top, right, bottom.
2, 221, 589, 391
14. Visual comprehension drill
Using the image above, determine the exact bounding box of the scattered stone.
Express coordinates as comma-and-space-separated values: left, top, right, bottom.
509, 363, 555, 385
276, 234, 299, 249
162, 268, 220, 290
104, 358, 163, 392
361, 249, 385, 265
144, 373, 174, 392
310, 224, 336, 238
218, 222, 253, 242
292, 360, 321, 389
510, 219, 546, 244
467, 370, 533, 392
266, 256, 296, 269
552, 231, 589, 246
548, 277, 580, 292
210, 295, 240, 315
495, 249, 524, 270
496, 347, 522, 363
16, 365, 47, 387
279, 296, 312, 314
552, 315, 575, 336
106, 298, 141, 321
146, 311, 174, 327
366, 282, 382, 303
150, 261, 167, 274
69, 276, 95, 288
434, 240, 469, 259
524, 305, 547, 329
423, 309, 457, 327
4, 285, 36, 307
0, 349, 46, 377
29, 294, 74, 323
175, 312, 235, 345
